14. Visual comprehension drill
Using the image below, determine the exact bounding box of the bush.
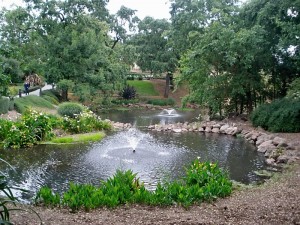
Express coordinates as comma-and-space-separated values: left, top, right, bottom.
57, 102, 84, 118
60, 110, 112, 134
4, 109, 54, 149
0, 119, 13, 142
119, 85, 137, 100
0, 97, 9, 114
251, 97, 300, 132
146, 98, 176, 106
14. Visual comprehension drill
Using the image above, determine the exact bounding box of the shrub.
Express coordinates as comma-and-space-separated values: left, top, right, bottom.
0, 97, 9, 114
3, 109, 54, 149
146, 98, 176, 106
57, 102, 84, 118
251, 97, 300, 132
60, 110, 112, 134
0, 119, 13, 142
119, 85, 137, 100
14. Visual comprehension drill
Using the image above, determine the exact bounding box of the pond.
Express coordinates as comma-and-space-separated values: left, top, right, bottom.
1, 109, 266, 202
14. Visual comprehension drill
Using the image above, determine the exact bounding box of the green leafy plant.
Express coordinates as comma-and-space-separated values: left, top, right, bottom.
146, 98, 176, 106
3, 109, 54, 149
251, 97, 300, 132
60, 110, 112, 134
36, 160, 232, 211
57, 102, 84, 118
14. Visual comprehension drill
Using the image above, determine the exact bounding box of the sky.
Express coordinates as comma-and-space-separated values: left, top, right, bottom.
0, 0, 171, 20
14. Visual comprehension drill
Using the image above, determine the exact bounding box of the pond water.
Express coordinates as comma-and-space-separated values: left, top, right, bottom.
1, 109, 266, 202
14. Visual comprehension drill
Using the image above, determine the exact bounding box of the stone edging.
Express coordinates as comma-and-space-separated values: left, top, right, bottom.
147, 121, 300, 167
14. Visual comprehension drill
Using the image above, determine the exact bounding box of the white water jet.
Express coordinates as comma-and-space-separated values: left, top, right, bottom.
125, 128, 149, 151
158, 108, 180, 117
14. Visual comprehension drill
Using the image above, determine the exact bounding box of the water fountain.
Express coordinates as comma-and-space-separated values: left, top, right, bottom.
158, 108, 180, 117
126, 128, 147, 152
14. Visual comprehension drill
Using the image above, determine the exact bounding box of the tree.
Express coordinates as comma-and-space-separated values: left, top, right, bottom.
130, 17, 177, 75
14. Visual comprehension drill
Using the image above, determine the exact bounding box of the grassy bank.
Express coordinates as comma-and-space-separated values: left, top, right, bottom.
48, 132, 106, 144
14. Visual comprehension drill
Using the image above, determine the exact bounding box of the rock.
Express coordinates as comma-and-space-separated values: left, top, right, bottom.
205, 127, 212, 133
212, 124, 221, 129
173, 128, 182, 133
220, 124, 230, 133
265, 158, 276, 165
198, 127, 204, 132
254, 170, 273, 178
272, 137, 288, 147
226, 127, 238, 136
257, 140, 274, 153
212, 128, 220, 133
276, 155, 289, 164
250, 132, 260, 142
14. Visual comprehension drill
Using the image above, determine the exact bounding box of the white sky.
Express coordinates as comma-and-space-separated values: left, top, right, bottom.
0, 0, 171, 20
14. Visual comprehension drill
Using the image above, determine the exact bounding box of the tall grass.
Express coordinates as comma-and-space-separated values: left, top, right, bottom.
127, 80, 159, 96
14, 95, 55, 114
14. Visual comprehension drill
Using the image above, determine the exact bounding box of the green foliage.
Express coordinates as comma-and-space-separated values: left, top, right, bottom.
111, 98, 139, 105
42, 95, 59, 105
14, 95, 55, 114
0, 98, 9, 114
51, 132, 105, 144
146, 98, 176, 106
0, 73, 11, 96
60, 110, 112, 134
35, 187, 60, 207
119, 85, 137, 100
0, 119, 13, 142
287, 78, 300, 99
251, 98, 300, 132
57, 102, 84, 118
36, 160, 232, 211
127, 80, 159, 96
4, 109, 54, 149
41, 89, 61, 104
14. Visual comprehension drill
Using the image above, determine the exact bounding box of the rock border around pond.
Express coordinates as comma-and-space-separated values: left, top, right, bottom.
148, 121, 300, 167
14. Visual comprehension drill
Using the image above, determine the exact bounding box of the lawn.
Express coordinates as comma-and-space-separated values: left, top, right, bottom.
127, 80, 159, 96
14, 95, 55, 113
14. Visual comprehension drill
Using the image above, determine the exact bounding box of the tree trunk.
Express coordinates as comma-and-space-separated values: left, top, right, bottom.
62, 89, 68, 101
164, 73, 170, 98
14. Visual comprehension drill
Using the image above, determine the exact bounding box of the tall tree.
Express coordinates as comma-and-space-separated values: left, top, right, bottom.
131, 17, 177, 75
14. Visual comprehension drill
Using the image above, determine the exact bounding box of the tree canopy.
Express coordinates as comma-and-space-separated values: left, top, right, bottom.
0, 0, 298, 114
